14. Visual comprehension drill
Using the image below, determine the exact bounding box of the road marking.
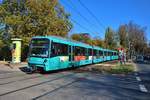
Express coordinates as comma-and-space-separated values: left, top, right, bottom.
136, 76, 141, 81
134, 73, 138, 76
139, 84, 148, 92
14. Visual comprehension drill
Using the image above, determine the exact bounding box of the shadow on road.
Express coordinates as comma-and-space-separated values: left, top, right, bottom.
19, 66, 84, 75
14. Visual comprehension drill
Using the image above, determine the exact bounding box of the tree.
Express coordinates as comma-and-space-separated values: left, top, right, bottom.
0, 29, 3, 48
118, 25, 128, 48
126, 21, 147, 55
105, 27, 115, 49
92, 37, 105, 47
71, 34, 82, 41
71, 33, 92, 45
0, 0, 72, 43
117, 21, 148, 56
0, 0, 73, 61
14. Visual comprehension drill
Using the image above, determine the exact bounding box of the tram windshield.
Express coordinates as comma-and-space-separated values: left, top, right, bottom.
29, 38, 49, 57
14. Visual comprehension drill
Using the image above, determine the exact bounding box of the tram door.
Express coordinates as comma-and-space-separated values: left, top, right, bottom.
68, 45, 72, 61
72, 46, 74, 61
68, 45, 75, 62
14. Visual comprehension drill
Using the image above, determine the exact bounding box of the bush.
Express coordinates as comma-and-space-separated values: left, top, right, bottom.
0, 45, 12, 61
21, 45, 29, 61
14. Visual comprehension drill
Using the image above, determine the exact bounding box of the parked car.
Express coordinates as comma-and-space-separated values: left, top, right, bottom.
136, 55, 144, 63
144, 55, 150, 63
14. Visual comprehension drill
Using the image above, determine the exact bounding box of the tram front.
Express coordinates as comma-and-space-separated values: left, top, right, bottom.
27, 38, 50, 72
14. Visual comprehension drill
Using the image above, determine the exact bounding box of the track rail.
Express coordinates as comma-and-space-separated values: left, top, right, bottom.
0, 73, 74, 97
0, 71, 17, 75
0, 75, 42, 85
0, 73, 28, 79
32, 80, 78, 100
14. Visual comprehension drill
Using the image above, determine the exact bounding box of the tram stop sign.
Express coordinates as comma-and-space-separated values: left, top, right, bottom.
11, 38, 22, 63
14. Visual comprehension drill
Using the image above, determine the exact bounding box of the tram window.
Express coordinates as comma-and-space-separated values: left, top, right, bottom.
108, 52, 110, 56
116, 52, 118, 56
93, 49, 97, 56
111, 52, 113, 56
109, 52, 111, 56
81, 48, 84, 55
108, 52, 111, 56
31, 38, 49, 47
74, 46, 86, 56
112, 52, 114, 56
82, 47, 87, 56
75, 46, 80, 56
69, 46, 71, 54
107, 52, 109, 56
115, 52, 118, 56
88, 49, 92, 56
116, 52, 118, 55
99, 50, 103, 56
51, 42, 68, 57
104, 51, 107, 56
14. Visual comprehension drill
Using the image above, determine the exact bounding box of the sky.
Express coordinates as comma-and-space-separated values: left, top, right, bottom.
0, 0, 150, 42
60, 0, 150, 41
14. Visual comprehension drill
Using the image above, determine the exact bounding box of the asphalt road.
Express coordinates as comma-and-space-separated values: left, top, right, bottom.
0, 63, 150, 100
134, 63, 150, 95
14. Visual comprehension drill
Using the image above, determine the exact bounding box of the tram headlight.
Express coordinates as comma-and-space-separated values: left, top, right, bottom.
43, 59, 47, 63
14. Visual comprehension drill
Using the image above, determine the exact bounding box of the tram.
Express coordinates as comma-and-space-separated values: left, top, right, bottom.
27, 36, 118, 72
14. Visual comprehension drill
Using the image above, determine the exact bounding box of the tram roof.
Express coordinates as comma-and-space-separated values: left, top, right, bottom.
32, 36, 92, 48
32, 36, 118, 51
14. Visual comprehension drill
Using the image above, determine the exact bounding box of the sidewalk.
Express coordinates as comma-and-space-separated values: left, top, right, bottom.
0, 61, 27, 72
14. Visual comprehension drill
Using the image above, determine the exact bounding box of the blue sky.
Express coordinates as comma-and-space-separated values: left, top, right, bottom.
0, 0, 150, 42
60, 0, 150, 41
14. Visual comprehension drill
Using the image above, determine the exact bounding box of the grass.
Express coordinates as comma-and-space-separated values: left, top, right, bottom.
108, 64, 134, 74
90, 63, 134, 74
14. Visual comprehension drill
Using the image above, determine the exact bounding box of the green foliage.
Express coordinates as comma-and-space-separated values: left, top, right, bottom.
117, 21, 148, 55
118, 25, 128, 48
0, 0, 72, 43
71, 33, 92, 44
71, 34, 82, 41
92, 38, 105, 47
105, 27, 116, 49
0, 0, 73, 61
0, 40, 3, 48
71, 33, 106, 47
0, 27, 5, 47
0, 45, 12, 61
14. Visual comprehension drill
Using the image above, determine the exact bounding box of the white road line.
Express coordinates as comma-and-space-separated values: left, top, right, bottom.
136, 76, 141, 81
134, 73, 138, 76
139, 84, 148, 92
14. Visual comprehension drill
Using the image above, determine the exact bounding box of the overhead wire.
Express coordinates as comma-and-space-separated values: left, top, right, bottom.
61, 0, 99, 35
77, 0, 106, 30
70, 18, 94, 34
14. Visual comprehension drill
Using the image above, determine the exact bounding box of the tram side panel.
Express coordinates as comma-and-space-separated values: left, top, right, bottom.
93, 49, 104, 63
44, 41, 70, 71
73, 46, 92, 67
